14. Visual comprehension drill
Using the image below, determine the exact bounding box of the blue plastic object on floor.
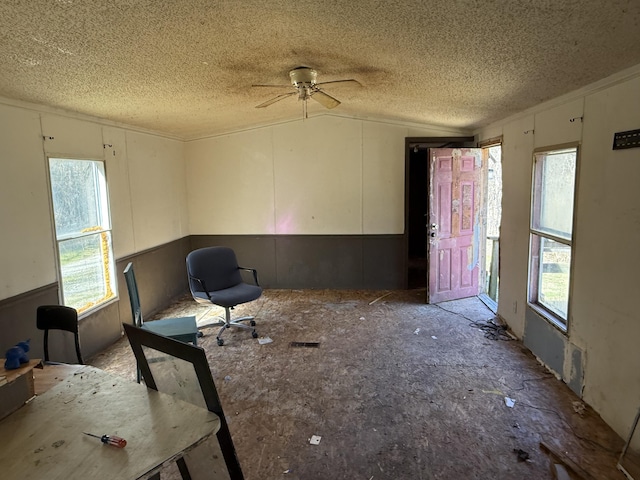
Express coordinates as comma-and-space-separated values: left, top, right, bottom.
4, 339, 30, 370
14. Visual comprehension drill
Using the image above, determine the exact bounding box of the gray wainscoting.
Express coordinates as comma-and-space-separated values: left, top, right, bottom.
523, 306, 566, 376
0, 234, 404, 362
0, 237, 193, 363
189, 234, 405, 289
0, 283, 60, 361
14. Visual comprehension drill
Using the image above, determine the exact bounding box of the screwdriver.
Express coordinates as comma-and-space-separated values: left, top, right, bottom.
83, 432, 127, 448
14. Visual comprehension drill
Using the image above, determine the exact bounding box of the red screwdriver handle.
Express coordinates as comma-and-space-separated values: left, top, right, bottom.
102, 434, 127, 448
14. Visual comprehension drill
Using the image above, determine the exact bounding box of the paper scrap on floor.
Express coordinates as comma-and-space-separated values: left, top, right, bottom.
258, 337, 273, 345
309, 435, 321, 445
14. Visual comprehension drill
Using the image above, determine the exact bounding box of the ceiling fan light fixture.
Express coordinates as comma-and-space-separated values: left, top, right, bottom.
289, 67, 317, 87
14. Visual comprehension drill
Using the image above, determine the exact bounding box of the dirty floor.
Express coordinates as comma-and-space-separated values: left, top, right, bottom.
90, 289, 626, 480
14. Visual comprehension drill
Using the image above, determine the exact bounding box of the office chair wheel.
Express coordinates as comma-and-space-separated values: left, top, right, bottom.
250, 320, 256, 327
217, 338, 224, 346
197, 331, 204, 338
252, 330, 258, 338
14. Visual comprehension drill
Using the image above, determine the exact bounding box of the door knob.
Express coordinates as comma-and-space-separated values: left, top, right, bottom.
430, 223, 438, 230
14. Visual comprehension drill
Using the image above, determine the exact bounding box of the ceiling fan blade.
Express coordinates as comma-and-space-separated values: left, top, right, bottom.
311, 90, 340, 109
315, 79, 361, 87
255, 92, 296, 108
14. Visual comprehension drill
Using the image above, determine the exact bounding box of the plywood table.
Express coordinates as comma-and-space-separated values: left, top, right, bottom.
0, 365, 221, 479
33, 362, 84, 395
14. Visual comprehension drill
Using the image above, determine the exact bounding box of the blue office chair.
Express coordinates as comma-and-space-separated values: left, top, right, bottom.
186, 247, 261, 346
123, 262, 199, 382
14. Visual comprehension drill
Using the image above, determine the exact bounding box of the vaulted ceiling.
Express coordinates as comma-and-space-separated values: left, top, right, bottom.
2, 1, 640, 139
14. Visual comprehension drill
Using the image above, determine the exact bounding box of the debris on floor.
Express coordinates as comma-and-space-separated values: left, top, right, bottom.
290, 342, 320, 348
369, 292, 392, 305
258, 336, 273, 345
572, 401, 586, 416
469, 317, 513, 341
414, 328, 420, 335
513, 448, 530, 462
309, 435, 321, 445
224, 375, 232, 382
90, 291, 624, 480
482, 388, 504, 396
431, 335, 437, 339
505, 397, 516, 408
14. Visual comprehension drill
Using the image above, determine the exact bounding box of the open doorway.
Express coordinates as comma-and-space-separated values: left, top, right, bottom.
407, 146, 429, 288
405, 137, 501, 308
405, 137, 474, 290
479, 143, 502, 312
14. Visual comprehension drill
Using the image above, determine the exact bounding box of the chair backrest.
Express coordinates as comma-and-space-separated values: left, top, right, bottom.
123, 323, 244, 479
186, 247, 243, 294
36, 305, 83, 364
123, 262, 144, 327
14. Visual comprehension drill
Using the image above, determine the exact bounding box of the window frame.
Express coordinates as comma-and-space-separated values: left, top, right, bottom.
47, 156, 117, 317
527, 143, 579, 332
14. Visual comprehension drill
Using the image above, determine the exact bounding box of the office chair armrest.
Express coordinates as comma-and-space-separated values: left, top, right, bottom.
189, 275, 212, 300
238, 267, 260, 286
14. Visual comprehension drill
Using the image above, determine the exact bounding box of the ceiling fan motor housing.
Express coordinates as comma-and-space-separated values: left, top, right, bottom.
289, 67, 317, 87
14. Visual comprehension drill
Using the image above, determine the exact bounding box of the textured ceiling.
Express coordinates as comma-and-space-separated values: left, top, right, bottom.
1, 0, 640, 139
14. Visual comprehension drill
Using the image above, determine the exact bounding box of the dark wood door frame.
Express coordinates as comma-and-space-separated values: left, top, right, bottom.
404, 137, 475, 290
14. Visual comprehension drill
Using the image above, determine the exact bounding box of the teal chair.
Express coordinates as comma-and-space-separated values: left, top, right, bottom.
123, 262, 199, 382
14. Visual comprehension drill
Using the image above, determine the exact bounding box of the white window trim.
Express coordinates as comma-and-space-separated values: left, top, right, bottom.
47, 156, 117, 317
527, 143, 580, 333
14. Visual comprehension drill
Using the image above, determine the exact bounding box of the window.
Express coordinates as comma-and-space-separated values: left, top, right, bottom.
528, 146, 577, 330
49, 158, 116, 314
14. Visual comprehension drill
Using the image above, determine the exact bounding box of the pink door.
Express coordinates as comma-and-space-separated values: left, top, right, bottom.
428, 148, 483, 303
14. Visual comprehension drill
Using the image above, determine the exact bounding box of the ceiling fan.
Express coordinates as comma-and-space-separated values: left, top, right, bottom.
252, 66, 360, 118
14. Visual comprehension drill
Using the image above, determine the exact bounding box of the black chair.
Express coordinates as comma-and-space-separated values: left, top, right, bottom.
186, 247, 262, 346
36, 305, 84, 364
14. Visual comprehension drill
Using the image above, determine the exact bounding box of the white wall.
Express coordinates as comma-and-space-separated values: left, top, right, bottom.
125, 131, 188, 251
0, 99, 464, 300
273, 117, 362, 234
186, 116, 468, 235
572, 75, 640, 438
0, 103, 187, 301
496, 115, 534, 338
0, 106, 57, 299
476, 67, 640, 439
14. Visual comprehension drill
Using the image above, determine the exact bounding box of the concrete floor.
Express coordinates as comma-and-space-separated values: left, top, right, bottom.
90, 289, 626, 480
